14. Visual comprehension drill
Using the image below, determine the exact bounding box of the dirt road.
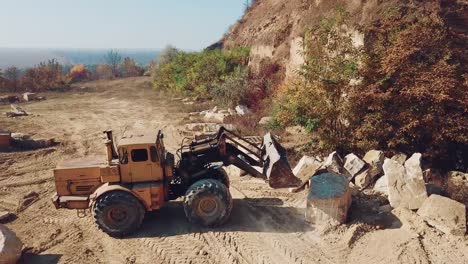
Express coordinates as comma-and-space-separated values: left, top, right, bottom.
1, 77, 467, 264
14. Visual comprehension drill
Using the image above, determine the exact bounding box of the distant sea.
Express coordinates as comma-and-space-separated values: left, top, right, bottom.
0, 48, 160, 69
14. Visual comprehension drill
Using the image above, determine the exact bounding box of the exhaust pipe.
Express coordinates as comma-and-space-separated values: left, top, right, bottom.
103, 130, 118, 160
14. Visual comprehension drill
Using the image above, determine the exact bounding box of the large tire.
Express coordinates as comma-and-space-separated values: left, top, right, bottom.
184, 179, 233, 227
93, 191, 145, 237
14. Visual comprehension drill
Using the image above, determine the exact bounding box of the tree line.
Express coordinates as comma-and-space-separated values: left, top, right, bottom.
0, 50, 145, 93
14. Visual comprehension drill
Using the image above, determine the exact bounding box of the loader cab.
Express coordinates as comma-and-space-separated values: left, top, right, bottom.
117, 131, 166, 183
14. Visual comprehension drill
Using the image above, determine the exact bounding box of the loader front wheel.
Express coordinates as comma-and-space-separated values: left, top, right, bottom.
93, 191, 145, 237
184, 179, 232, 227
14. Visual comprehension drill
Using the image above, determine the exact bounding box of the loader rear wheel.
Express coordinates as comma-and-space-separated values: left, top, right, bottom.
93, 191, 145, 237
184, 179, 232, 227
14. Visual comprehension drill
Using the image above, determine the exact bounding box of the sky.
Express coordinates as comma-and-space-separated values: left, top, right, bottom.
0, 0, 247, 51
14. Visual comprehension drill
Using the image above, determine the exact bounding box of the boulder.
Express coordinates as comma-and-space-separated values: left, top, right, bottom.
306, 173, 352, 227
285, 125, 306, 135
362, 150, 385, 178
343, 153, 366, 179
0, 224, 23, 264
417, 195, 466, 236
228, 108, 236, 115
384, 154, 428, 209
321, 151, 343, 174
235, 105, 251, 115
355, 169, 372, 189
10, 133, 29, 140
390, 153, 407, 164
185, 123, 214, 132
446, 171, 468, 205
292, 156, 322, 183
203, 112, 228, 123
258, 116, 273, 126
373, 174, 388, 196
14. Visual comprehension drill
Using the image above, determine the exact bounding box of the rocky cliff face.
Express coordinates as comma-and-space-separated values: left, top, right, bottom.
223, 0, 467, 80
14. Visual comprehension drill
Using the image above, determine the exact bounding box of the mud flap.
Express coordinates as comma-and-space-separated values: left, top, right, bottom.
262, 133, 301, 188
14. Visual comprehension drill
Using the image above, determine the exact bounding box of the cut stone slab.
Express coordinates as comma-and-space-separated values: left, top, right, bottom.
343, 153, 366, 179
417, 195, 466, 236
235, 105, 251, 115
185, 123, 236, 133
373, 175, 388, 196
321, 151, 343, 174
362, 150, 385, 178
391, 153, 407, 165
0, 224, 23, 264
384, 154, 428, 209
292, 155, 322, 183
306, 173, 352, 227
6, 104, 28, 117
12, 138, 55, 150
23, 92, 37, 101
258, 116, 273, 126
446, 171, 468, 205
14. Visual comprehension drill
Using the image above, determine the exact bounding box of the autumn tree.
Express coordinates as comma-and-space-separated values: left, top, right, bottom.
68, 64, 90, 83
120, 57, 143, 77
96, 64, 114, 80
20, 59, 68, 92
350, 4, 467, 170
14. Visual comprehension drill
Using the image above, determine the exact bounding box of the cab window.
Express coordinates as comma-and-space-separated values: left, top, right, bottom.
131, 149, 148, 162
150, 146, 159, 162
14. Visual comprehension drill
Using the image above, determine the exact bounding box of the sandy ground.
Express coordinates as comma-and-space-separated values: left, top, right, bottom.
1, 77, 467, 264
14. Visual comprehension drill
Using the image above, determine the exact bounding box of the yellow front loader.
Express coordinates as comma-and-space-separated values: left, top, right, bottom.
53, 128, 300, 237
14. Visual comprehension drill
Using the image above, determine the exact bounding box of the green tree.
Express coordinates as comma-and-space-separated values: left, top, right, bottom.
4, 66, 21, 92
275, 9, 362, 151
104, 50, 122, 77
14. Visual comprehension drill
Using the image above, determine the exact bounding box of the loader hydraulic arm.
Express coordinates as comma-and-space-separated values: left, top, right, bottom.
179, 127, 300, 188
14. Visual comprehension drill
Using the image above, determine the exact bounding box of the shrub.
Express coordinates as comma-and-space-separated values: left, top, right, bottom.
96, 64, 114, 80
351, 4, 468, 170
120, 57, 144, 77
152, 47, 250, 96
211, 67, 249, 106
20, 59, 69, 92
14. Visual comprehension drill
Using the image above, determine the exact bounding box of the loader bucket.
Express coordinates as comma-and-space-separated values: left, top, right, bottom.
262, 133, 301, 188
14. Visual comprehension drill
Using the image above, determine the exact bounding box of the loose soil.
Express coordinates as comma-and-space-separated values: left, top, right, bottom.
1, 77, 467, 264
